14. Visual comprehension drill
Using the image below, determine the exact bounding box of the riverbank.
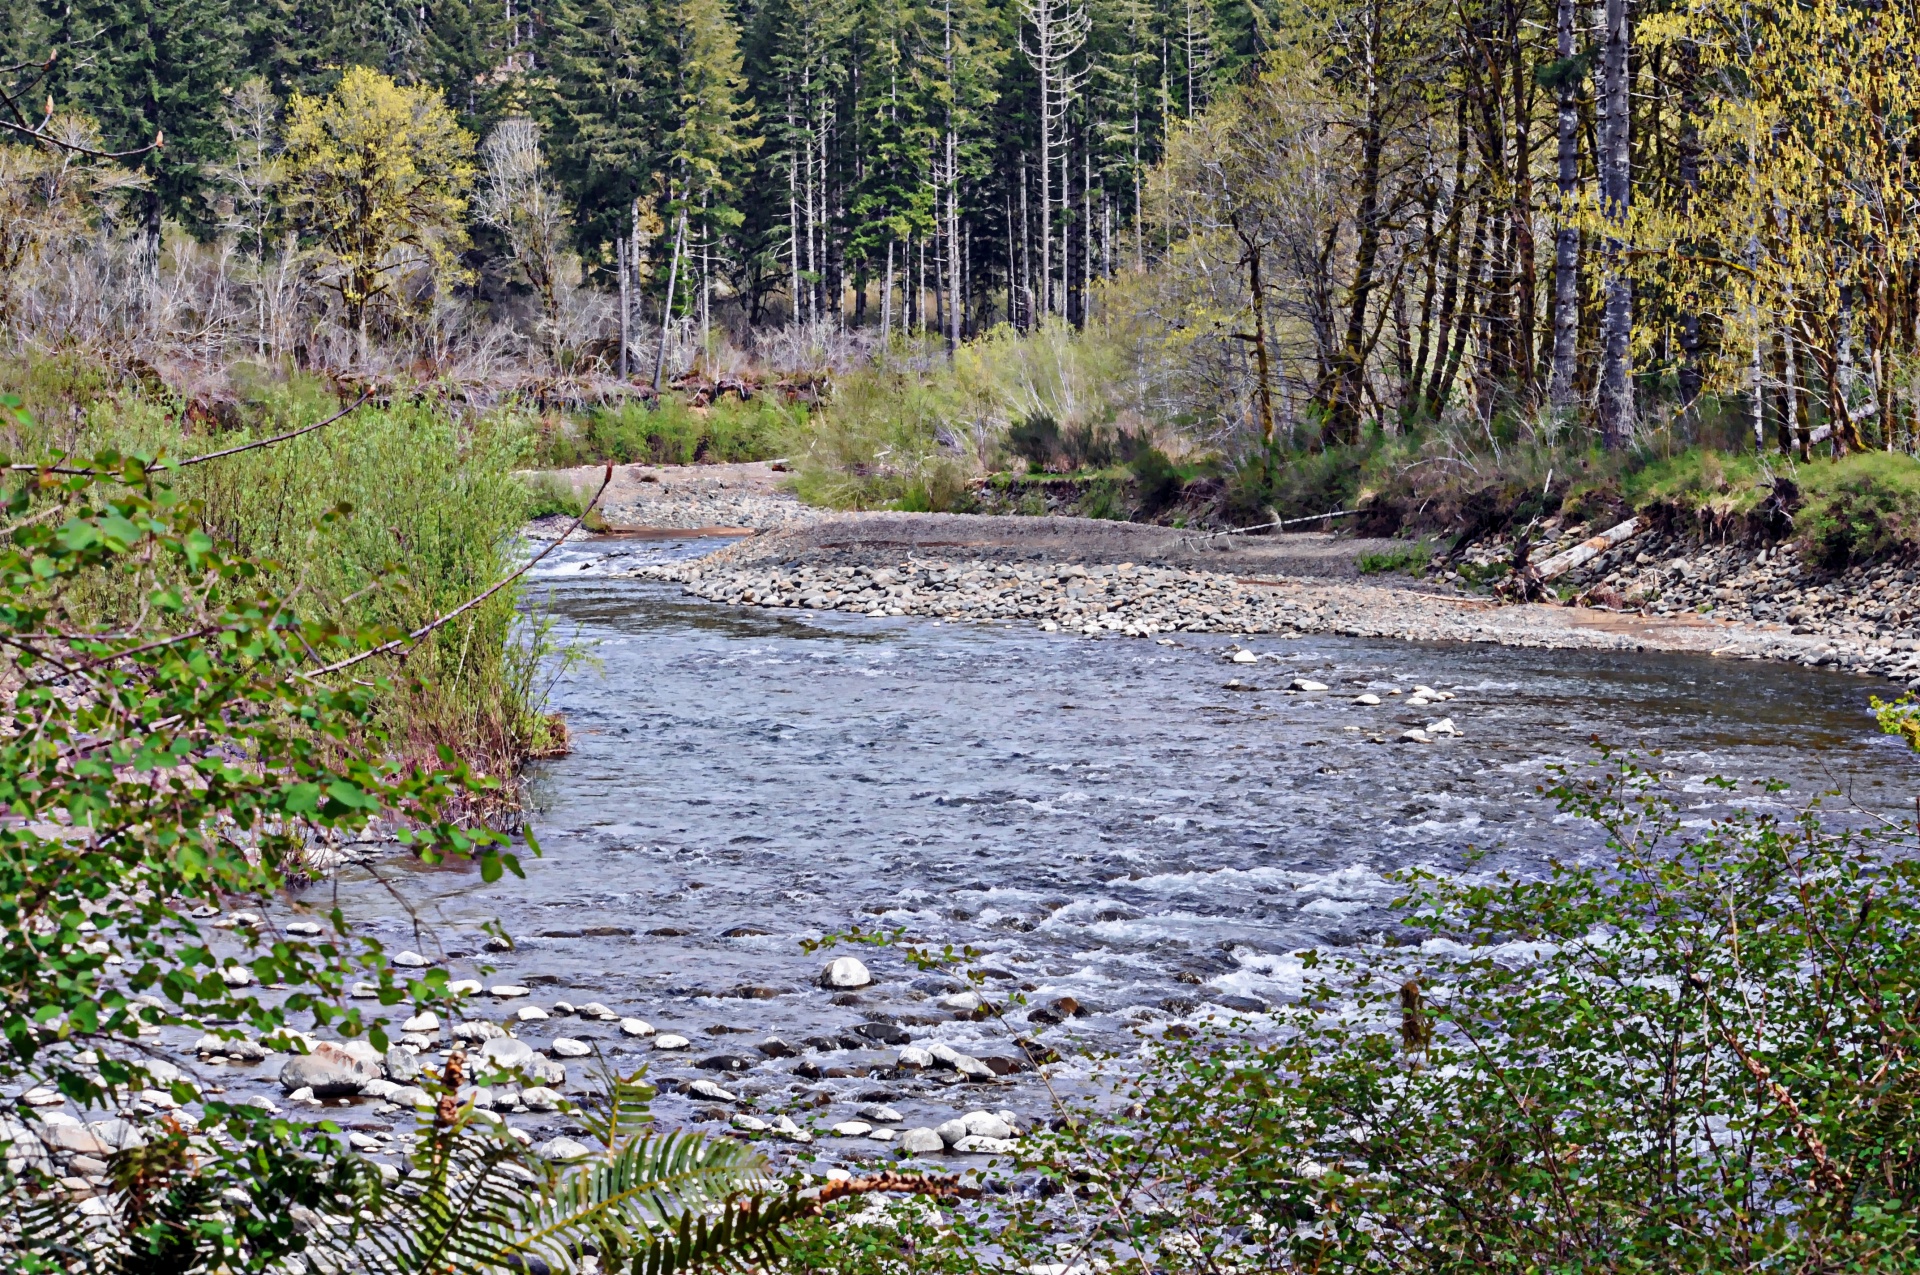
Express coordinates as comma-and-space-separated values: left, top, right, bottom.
613, 512, 1913, 684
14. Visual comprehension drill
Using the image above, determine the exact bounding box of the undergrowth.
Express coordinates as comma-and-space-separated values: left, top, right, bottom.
532, 395, 805, 467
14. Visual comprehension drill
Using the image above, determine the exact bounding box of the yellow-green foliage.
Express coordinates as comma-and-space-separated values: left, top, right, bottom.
537, 395, 804, 467
283, 66, 475, 336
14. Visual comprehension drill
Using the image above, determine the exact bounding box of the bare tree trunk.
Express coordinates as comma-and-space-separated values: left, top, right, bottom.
1329, 0, 1388, 444
1596, 0, 1635, 448
653, 208, 686, 401
618, 234, 631, 378
1549, 0, 1580, 407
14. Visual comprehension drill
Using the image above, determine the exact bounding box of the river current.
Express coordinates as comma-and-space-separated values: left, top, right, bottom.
291, 533, 1920, 1140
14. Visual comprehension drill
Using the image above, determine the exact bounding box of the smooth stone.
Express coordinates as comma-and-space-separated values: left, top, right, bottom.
1290, 678, 1328, 692
830, 1121, 873, 1137
772, 1116, 813, 1144
687, 1079, 737, 1103
1353, 693, 1381, 706
452, 1022, 505, 1042
858, 1104, 904, 1123
940, 991, 983, 1012
867, 1127, 897, 1142
619, 1018, 655, 1037
731, 1114, 770, 1132
653, 1034, 691, 1051
515, 1006, 550, 1022
392, 952, 431, 968
478, 1036, 536, 1070
285, 922, 324, 937
361, 1079, 401, 1100
220, 966, 257, 988
820, 956, 872, 989
520, 1086, 563, 1112
953, 1135, 1018, 1154
896, 1046, 934, 1070
1426, 717, 1460, 736
538, 1137, 593, 1163
1399, 729, 1432, 744
401, 1013, 440, 1033
278, 1043, 380, 1097
961, 1111, 1013, 1139
756, 1036, 794, 1057
934, 1117, 970, 1146
489, 985, 531, 999
392, 1086, 432, 1109
897, 1127, 945, 1154
579, 1002, 619, 1020
1230, 650, 1258, 664
447, 979, 483, 995
350, 982, 380, 999
550, 1038, 592, 1058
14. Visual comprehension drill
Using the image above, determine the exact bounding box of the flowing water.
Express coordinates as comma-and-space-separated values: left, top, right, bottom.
278, 533, 1920, 1148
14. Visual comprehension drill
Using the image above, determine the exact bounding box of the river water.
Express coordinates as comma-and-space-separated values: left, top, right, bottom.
296, 533, 1920, 1147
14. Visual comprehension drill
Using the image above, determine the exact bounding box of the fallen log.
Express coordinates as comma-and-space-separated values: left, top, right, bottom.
1533, 516, 1644, 581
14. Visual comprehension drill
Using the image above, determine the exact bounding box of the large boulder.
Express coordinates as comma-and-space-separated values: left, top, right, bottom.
278, 1042, 381, 1097
820, 956, 872, 989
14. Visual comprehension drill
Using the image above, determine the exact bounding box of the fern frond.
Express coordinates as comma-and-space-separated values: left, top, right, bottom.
630, 1192, 819, 1275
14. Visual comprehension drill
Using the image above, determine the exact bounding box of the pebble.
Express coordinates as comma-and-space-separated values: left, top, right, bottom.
619, 1018, 655, 1037
821, 956, 872, 989
653, 1034, 691, 1051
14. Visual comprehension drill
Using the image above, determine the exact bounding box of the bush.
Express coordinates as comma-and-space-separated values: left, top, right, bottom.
536, 394, 803, 467
1356, 540, 1432, 574
992, 755, 1920, 1275
1130, 444, 1184, 515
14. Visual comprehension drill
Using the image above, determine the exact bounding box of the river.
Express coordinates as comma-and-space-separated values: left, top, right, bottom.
298, 533, 1920, 1151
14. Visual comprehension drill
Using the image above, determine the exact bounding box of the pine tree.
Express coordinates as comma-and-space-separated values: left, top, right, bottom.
47, 0, 239, 268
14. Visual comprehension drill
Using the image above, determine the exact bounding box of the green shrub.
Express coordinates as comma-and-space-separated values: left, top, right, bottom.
536, 394, 804, 467
1130, 444, 1184, 515
1356, 540, 1432, 574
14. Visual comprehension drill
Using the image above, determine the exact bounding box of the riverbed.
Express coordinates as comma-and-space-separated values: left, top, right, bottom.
290, 532, 1920, 1156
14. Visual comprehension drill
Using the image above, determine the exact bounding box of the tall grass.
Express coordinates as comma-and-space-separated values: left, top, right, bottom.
1, 359, 555, 782
532, 394, 805, 467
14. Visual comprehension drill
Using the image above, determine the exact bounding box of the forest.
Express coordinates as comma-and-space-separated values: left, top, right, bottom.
9, 0, 1920, 479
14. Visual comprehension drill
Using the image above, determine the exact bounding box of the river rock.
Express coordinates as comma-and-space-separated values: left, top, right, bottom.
830, 1121, 872, 1137
448, 979, 483, 995
392, 1086, 432, 1109
898, 1127, 945, 1154
940, 991, 983, 1012
960, 1110, 1014, 1139
1353, 693, 1381, 705
687, 1079, 737, 1103
579, 1002, 619, 1020
1398, 728, 1432, 744
452, 1022, 505, 1042
220, 965, 257, 987
731, 1114, 770, 1132
859, 1104, 904, 1123
933, 1118, 970, 1146
1290, 678, 1329, 692
821, 957, 872, 989
37, 1123, 111, 1157
653, 1034, 691, 1051
392, 951, 431, 968
697, 1053, 753, 1072
515, 1006, 549, 1022
520, 1086, 563, 1112
489, 985, 530, 999
927, 1042, 994, 1080
1426, 717, 1460, 736
285, 921, 324, 937
896, 1046, 935, 1070
953, 1135, 1018, 1154
1230, 650, 1258, 664
772, 1116, 813, 1144
550, 1038, 592, 1058
538, 1137, 592, 1163
620, 1018, 655, 1037
279, 1043, 380, 1097
384, 1046, 421, 1081
361, 1078, 401, 1101
855, 1022, 911, 1046
868, 1127, 896, 1142
1026, 996, 1080, 1025
86, 1119, 144, 1153
756, 1035, 795, 1057
479, 1036, 536, 1071
401, 1012, 440, 1033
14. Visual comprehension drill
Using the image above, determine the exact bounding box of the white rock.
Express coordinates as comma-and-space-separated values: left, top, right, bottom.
896, 1046, 935, 1070
489, 985, 530, 999
220, 965, 257, 987
447, 979, 483, 995
579, 1002, 619, 1020
820, 956, 872, 989
934, 1118, 970, 1146
515, 1006, 549, 1022
619, 1018, 655, 1038
538, 1137, 593, 1162
867, 1127, 896, 1142
773, 1116, 813, 1143
1426, 717, 1460, 737
731, 1114, 770, 1132
831, 1121, 873, 1137
520, 1087, 563, 1112
1230, 650, 1259, 664
1290, 678, 1329, 692
452, 1021, 505, 1042
392, 951, 431, 968
287, 1087, 316, 1103
551, 1038, 591, 1058
478, 1036, 535, 1070
953, 1135, 1018, 1154
350, 982, 380, 999
401, 1013, 439, 1034
1353, 693, 1381, 706
361, 1079, 401, 1100
858, 1104, 904, 1123
285, 922, 324, 937
348, 1132, 381, 1151
653, 1034, 691, 1051
242, 1095, 281, 1115
1398, 729, 1432, 744
940, 991, 983, 1011
688, 1079, 737, 1103
961, 1111, 1014, 1139
897, 1127, 945, 1154
552, 1001, 576, 1016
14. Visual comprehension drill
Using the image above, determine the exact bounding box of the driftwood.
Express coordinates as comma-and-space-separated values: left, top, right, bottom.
1533, 516, 1644, 581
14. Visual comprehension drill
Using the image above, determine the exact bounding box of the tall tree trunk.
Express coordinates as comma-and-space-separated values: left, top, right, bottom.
653, 208, 687, 401
1596, 0, 1635, 448
1549, 0, 1581, 407
1329, 0, 1388, 444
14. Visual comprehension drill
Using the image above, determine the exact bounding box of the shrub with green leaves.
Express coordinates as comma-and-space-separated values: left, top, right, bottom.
1005, 756, 1920, 1274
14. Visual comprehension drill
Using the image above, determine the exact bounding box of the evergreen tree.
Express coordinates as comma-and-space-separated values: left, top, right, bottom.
47, 0, 239, 261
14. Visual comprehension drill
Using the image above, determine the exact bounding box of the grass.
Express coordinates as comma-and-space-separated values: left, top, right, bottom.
0, 358, 558, 778
532, 395, 805, 468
